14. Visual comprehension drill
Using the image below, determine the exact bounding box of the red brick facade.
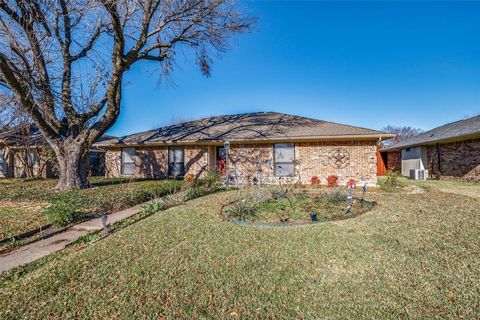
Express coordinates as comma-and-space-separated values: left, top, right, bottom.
426, 138, 480, 182
386, 150, 401, 172
104, 140, 379, 185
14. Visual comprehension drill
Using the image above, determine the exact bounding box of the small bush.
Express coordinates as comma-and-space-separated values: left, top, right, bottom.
44, 192, 88, 226
327, 175, 339, 188
191, 170, 222, 189
379, 170, 401, 192
184, 174, 195, 183
324, 188, 347, 204
162, 193, 185, 207
310, 176, 320, 185
142, 200, 167, 214
223, 196, 259, 221
269, 186, 289, 200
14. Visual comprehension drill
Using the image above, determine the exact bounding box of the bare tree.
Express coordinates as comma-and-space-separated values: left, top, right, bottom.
381, 125, 424, 147
0, 0, 254, 189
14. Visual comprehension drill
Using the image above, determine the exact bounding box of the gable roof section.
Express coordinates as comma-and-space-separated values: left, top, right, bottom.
383, 115, 480, 151
96, 112, 393, 146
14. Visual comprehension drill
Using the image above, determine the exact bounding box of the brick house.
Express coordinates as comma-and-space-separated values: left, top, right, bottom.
0, 125, 109, 178
381, 115, 480, 182
95, 112, 393, 186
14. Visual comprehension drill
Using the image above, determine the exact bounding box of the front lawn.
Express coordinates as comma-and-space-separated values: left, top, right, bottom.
0, 178, 183, 241
1, 181, 478, 318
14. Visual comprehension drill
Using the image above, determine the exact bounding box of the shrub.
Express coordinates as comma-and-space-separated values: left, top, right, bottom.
223, 197, 259, 221
269, 186, 289, 200
191, 169, 222, 189
327, 175, 339, 188
44, 192, 88, 226
310, 176, 320, 185
184, 173, 195, 183
346, 179, 357, 188
379, 170, 401, 192
141, 200, 166, 214
324, 188, 347, 204
162, 193, 185, 207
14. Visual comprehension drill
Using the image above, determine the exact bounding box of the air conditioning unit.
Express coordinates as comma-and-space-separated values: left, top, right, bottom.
410, 169, 428, 180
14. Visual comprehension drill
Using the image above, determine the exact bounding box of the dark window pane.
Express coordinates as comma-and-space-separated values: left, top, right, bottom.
168, 146, 185, 177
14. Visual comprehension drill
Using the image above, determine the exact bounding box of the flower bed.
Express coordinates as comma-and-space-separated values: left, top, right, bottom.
222, 187, 375, 226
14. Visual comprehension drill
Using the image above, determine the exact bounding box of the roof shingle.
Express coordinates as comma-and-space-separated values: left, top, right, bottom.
96, 112, 393, 146
382, 115, 480, 151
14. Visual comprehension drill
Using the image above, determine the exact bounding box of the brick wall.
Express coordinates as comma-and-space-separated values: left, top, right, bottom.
185, 146, 209, 178
426, 138, 480, 182
136, 147, 168, 178
295, 141, 378, 185
104, 141, 378, 185
105, 145, 209, 179
386, 151, 401, 172
105, 148, 121, 178
225, 141, 378, 185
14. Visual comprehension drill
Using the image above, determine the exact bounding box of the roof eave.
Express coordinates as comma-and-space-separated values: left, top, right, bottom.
94, 133, 394, 148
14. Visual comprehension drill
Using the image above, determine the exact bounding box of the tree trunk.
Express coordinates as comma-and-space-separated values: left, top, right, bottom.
54, 139, 90, 190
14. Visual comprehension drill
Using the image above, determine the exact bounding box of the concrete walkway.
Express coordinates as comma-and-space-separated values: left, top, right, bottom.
0, 203, 145, 273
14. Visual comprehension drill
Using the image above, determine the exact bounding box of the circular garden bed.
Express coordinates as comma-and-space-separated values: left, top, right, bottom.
221, 188, 375, 227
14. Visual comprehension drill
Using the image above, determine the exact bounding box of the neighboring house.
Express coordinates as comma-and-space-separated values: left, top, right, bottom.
381, 115, 480, 182
94, 112, 394, 185
0, 126, 111, 178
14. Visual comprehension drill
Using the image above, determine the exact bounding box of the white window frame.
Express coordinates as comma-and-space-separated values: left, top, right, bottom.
121, 148, 136, 176
274, 143, 295, 177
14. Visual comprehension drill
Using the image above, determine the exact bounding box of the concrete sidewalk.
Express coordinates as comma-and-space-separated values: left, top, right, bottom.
0, 203, 145, 273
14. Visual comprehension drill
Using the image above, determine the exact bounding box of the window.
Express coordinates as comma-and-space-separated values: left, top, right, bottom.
168, 146, 185, 178
121, 148, 136, 175
274, 143, 295, 177
406, 148, 411, 152
27, 150, 38, 168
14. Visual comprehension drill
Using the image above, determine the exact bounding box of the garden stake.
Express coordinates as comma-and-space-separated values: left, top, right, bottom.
100, 214, 110, 236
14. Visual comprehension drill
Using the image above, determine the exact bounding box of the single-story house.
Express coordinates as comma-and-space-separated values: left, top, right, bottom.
0, 125, 110, 178
94, 112, 394, 185
381, 115, 480, 182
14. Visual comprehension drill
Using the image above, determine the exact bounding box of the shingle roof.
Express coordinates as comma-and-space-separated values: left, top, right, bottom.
95, 112, 393, 146
0, 125, 44, 145
0, 125, 116, 148
382, 115, 480, 151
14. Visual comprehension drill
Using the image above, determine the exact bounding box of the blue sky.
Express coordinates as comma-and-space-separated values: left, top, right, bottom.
109, 1, 480, 137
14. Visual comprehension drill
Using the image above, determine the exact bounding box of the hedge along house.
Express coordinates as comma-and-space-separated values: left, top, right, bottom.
95, 112, 394, 186
381, 115, 480, 182
0, 125, 110, 178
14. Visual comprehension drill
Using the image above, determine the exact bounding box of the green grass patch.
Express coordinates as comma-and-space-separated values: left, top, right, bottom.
0, 181, 479, 318
0, 178, 183, 239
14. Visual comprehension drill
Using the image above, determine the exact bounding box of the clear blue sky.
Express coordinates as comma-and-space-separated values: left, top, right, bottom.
108, 1, 480, 137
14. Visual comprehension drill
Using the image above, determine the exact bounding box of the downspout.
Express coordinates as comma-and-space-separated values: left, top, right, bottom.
436, 143, 442, 178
